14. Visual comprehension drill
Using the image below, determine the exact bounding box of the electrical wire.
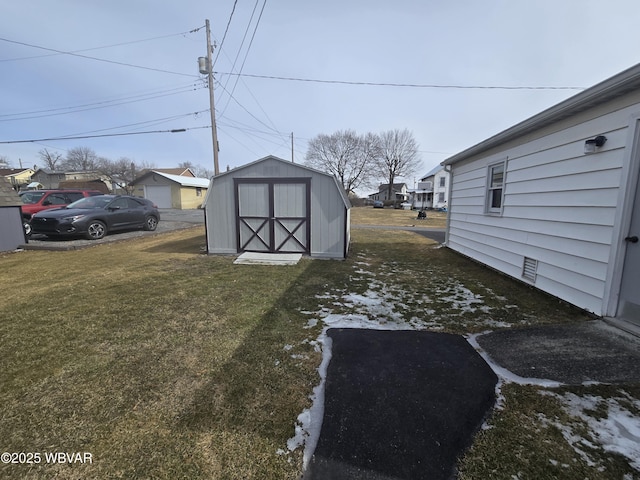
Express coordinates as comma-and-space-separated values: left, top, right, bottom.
213, 0, 238, 67
219, 0, 268, 117
0, 27, 204, 63
216, 72, 586, 90
0, 82, 205, 121
0, 126, 210, 144
0, 36, 199, 78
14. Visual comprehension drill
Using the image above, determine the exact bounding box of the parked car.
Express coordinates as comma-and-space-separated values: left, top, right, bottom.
373, 200, 384, 208
19, 189, 104, 235
30, 195, 160, 240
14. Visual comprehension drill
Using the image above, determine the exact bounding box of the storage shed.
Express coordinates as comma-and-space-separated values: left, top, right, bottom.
443, 63, 640, 331
0, 177, 26, 252
204, 155, 351, 259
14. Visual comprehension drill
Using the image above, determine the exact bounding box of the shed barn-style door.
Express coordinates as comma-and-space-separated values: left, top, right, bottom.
235, 178, 311, 254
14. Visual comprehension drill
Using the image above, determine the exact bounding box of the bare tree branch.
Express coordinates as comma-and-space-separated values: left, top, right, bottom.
375, 129, 421, 202
38, 148, 63, 171
304, 130, 377, 193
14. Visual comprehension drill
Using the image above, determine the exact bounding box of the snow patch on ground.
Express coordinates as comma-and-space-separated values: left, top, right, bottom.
283, 258, 640, 475
537, 391, 640, 471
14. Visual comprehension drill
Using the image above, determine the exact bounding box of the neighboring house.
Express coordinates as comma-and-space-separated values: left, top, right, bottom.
152, 167, 196, 177
442, 62, 640, 331
369, 183, 409, 204
131, 170, 209, 209
0, 177, 26, 251
0, 168, 35, 191
31, 169, 67, 189
410, 165, 450, 210
31, 169, 110, 191
57, 179, 111, 193
204, 155, 351, 259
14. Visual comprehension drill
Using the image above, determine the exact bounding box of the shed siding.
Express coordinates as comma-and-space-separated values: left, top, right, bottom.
205, 157, 349, 258
448, 93, 640, 315
0, 208, 25, 252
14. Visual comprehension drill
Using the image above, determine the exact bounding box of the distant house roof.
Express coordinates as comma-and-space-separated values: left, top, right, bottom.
0, 177, 21, 207
58, 179, 110, 193
152, 167, 195, 177
132, 170, 209, 188
420, 165, 444, 180
0, 168, 33, 177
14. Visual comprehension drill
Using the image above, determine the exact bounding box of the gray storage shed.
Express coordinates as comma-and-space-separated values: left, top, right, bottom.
0, 177, 26, 252
204, 156, 351, 259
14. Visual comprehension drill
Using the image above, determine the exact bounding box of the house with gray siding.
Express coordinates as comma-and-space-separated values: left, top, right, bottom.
204, 155, 351, 259
443, 62, 640, 332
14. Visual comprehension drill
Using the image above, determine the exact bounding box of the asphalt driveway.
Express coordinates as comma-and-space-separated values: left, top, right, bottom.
22, 208, 204, 251
305, 329, 498, 480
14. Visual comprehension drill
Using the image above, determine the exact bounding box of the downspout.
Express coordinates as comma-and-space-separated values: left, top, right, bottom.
444, 164, 453, 246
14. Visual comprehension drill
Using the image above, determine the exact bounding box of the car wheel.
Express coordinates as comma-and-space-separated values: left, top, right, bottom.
23, 221, 32, 236
144, 215, 158, 231
86, 221, 106, 240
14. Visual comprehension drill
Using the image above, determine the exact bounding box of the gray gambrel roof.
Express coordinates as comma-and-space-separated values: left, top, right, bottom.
211, 155, 351, 209
442, 62, 640, 166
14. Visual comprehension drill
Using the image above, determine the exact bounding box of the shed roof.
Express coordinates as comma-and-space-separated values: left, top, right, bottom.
442, 62, 640, 166
0, 177, 22, 207
212, 155, 351, 208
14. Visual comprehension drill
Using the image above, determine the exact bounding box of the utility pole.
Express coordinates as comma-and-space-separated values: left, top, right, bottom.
202, 19, 220, 175
291, 132, 294, 162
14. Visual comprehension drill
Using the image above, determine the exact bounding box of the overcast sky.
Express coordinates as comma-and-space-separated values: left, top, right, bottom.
2, 0, 640, 192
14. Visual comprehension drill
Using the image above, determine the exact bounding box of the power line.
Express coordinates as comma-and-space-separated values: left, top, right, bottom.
0, 36, 199, 78
0, 127, 209, 144
0, 83, 205, 121
0, 27, 204, 63
217, 72, 586, 90
219, 0, 268, 117
213, 0, 238, 67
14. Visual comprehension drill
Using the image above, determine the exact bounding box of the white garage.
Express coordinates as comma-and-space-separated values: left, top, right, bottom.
144, 185, 172, 209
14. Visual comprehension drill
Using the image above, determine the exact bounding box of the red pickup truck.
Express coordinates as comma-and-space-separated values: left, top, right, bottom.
19, 189, 104, 235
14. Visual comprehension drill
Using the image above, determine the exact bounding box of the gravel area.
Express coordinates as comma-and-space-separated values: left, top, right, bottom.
22, 209, 204, 251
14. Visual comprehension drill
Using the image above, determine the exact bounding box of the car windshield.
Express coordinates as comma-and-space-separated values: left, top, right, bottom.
66, 196, 113, 210
19, 192, 46, 204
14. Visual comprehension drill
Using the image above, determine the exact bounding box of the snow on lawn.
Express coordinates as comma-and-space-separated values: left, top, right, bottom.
282, 255, 640, 475
538, 391, 640, 472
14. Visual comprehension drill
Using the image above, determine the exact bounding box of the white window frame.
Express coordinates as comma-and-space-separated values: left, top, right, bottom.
486, 159, 506, 214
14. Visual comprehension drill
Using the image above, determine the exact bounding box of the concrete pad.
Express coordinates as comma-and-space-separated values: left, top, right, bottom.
233, 252, 302, 265
305, 329, 498, 480
477, 320, 640, 385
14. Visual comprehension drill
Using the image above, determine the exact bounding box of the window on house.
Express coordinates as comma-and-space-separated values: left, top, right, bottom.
439, 177, 445, 187
438, 192, 445, 203
196, 187, 202, 197
486, 161, 506, 213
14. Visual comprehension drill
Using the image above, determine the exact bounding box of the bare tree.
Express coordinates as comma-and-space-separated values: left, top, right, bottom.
38, 148, 63, 170
375, 129, 421, 202
178, 161, 212, 179
62, 146, 98, 171
304, 130, 377, 193
96, 157, 139, 194
0, 155, 10, 168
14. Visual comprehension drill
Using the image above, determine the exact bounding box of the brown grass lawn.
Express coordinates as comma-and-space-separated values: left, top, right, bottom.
351, 205, 447, 228
0, 224, 637, 479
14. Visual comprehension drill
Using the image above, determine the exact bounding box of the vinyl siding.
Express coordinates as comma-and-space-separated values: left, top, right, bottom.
205, 156, 349, 258
447, 92, 640, 315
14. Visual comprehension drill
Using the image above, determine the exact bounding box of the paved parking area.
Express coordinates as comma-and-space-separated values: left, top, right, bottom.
22, 209, 204, 251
